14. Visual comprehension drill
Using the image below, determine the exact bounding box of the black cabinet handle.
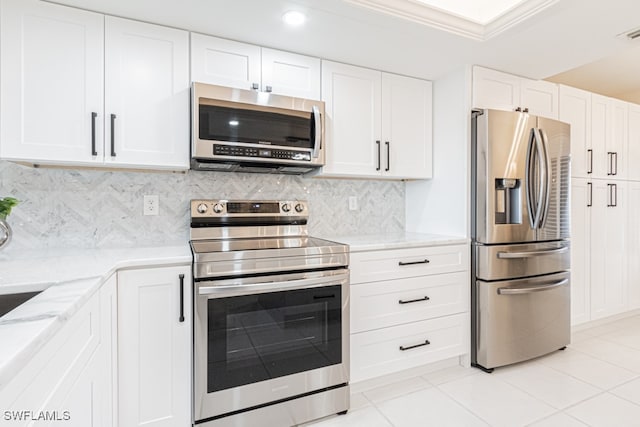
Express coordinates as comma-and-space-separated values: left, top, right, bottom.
612, 183, 618, 207
376, 140, 381, 171
607, 184, 613, 207
399, 339, 430, 351
110, 114, 117, 157
179, 273, 185, 323
607, 152, 612, 175
614, 152, 618, 175
385, 141, 390, 172
587, 182, 592, 207
91, 112, 98, 156
398, 259, 430, 266
587, 149, 593, 174
398, 296, 430, 305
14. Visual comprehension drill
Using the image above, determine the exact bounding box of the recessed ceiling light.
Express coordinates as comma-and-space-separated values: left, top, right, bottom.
282, 10, 306, 27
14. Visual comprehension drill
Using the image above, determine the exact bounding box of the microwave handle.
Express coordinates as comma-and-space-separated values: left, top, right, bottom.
312, 105, 322, 159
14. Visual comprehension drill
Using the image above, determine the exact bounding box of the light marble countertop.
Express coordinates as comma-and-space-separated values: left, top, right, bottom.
0, 245, 191, 388
320, 232, 469, 252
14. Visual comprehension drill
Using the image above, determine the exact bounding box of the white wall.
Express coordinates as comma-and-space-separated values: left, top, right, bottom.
405, 66, 471, 237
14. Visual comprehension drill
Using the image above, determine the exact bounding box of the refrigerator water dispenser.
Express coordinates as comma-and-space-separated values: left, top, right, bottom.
495, 178, 521, 224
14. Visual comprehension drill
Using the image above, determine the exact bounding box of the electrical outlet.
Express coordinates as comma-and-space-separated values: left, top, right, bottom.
348, 196, 358, 211
143, 195, 159, 216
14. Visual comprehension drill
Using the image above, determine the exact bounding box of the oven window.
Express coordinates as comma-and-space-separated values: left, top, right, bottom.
207, 285, 342, 393
199, 105, 313, 148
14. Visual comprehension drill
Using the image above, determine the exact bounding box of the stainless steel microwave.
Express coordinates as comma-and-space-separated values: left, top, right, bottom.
191, 82, 325, 174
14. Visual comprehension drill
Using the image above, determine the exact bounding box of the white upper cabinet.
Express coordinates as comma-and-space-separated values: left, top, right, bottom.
0, 0, 104, 165
628, 103, 640, 181
472, 66, 559, 119
382, 73, 433, 179
104, 17, 189, 170
0, 0, 190, 170
321, 61, 382, 177
321, 61, 432, 180
591, 94, 628, 179
559, 85, 592, 178
190, 34, 321, 99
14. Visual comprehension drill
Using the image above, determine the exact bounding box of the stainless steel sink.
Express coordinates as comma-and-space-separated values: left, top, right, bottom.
0, 291, 43, 318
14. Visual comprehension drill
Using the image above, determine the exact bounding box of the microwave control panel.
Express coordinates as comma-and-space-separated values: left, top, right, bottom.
213, 144, 311, 161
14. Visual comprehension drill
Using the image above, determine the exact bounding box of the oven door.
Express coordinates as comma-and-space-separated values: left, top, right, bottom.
194, 269, 349, 422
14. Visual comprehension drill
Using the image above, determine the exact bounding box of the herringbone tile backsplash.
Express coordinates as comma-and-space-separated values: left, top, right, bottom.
0, 161, 405, 251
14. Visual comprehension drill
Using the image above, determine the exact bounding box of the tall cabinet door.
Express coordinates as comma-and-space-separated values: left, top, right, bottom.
118, 266, 192, 427
0, 0, 104, 164
559, 85, 591, 178
610, 99, 628, 179
590, 180, 628, 320
570, 178, 591, 325
190, 33, 261, 91
261, 48, 320, 99
381, 73, 432, 179
628, 182, 640, 309
591, 94, 612, 179
104, 17, 189, 170
321, 61, 382, 177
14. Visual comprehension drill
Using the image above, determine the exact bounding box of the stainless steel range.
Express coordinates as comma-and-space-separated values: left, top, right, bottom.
190, 199, 350, 427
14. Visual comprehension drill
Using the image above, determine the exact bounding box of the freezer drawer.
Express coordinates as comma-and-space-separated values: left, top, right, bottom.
475, 241, 570, 281
475, 272, 570, 370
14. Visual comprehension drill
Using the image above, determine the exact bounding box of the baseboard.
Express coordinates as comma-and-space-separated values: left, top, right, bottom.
572, 308, 640, 332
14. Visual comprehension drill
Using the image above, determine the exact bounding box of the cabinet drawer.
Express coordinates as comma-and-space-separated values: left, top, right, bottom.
350, 313, 469, 383
350, 244, 468, 284
351, 271, 468, 333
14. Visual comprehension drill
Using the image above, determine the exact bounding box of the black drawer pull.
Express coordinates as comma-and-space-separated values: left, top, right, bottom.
398, 259, 430, 266
399, 296, 430, 305
399, 340, 431, 351
179, 274, 185, 323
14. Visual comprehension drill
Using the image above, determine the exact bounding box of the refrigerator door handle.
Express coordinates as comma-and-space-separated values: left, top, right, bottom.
528, 128, 546, 229
497, 247, 569, 259
538, 128, 551, 228
525, 128, 538, 229
497, 278, 569, 295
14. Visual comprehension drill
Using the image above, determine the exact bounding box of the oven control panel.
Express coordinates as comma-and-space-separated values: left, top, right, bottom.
191, 199, 308, 218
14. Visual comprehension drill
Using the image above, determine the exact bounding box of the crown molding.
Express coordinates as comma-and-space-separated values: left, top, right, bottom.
345, 0, 559, 41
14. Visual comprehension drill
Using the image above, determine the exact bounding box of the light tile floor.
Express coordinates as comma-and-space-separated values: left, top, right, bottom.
304, 315, 640, 427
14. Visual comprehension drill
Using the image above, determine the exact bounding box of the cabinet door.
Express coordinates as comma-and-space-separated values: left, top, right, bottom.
191, 33, 261, 91
559, 85, 591, 178
321, 61, 382, 177
472, 66, 520, 111
628, 182, 640, 309
591, 94, 612, 179
520, 79, 559, 119
590, 180, 627, 320
104, 17, 189, 170
610, 99, 628, 179
118, 266, 191, 427
0, 0, 104, 164
570, 178, 591, 325
381, 73, 432, 179
261, 48, 320, 99
628, 103, 640, 181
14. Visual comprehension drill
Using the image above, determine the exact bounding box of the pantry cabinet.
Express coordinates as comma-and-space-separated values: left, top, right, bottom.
570, 178, 591, 325
559, 85, 592, 178
591, 94, 628, 180
627, 181, 640, 309
0, 0, 190, 170
118, 266, 191, 427
472, 66, 559, 119
190, 33, 321, 99
321, 60, 432, 180
627, 104, 640, 181
349, 244, 469, 382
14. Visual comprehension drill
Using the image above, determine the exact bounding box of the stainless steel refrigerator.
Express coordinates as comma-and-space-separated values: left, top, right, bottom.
471, 109, 571, 372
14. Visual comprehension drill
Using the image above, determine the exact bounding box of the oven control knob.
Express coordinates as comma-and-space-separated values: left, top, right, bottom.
197, 203, 208, 214
282, 203, 291, 212
295, 203, 305, 213
213, 203, 224, 214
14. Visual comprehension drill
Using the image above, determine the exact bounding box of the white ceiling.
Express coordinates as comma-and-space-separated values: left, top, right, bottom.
46, 0, 640, 100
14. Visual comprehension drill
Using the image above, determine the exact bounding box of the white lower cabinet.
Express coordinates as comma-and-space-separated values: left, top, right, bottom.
349, 244, 469, 383
627, 181, 640, 310
0, 275, 116, 427
570, 178, 591, 325
117, 265, 191, 427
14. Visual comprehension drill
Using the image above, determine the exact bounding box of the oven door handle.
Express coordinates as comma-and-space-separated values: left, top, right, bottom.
198, 272, 349, 297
